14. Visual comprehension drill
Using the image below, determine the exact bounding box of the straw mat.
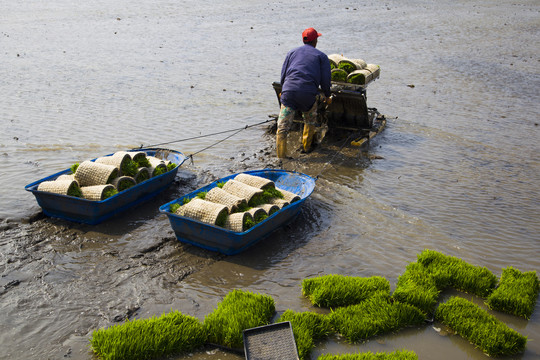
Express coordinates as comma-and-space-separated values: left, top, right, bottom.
75, 161, 118, 187
234, 173, 275, 189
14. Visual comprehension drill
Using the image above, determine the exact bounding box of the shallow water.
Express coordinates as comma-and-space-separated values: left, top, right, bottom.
1, 0, 539, 359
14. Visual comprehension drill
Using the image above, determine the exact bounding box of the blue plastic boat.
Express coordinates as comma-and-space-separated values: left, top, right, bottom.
159, 169, 316, 255
25, 148, 186, 225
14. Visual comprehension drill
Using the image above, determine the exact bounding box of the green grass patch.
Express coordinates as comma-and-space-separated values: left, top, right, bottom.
329, 292, 425, 343
90, 310, 206, 360
302, 274, 390, 308
317, 350, 419, 360
276, 310, 332, 360
435, 296, 527, 356
486, 267, 539, 319
417, 249, 497, 297
203, 289, 275, 349
392, 262, 442, 315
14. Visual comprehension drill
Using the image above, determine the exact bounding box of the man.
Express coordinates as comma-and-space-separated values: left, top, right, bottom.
276, 27, 332, 158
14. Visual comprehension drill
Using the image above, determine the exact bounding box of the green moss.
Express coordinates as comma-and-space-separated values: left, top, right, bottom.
329, 292, 425, 343
170, 203, 181, 214
277, 310, 331, 360
70, 162, 79, 174
203, 289, 275, 349
417, 249, 497, 297
236, 202, 251, 212
167, 162, 177, 171
248, 192, 267, 207
317, 350, 419, 360
486, 267, 539, 319
391, 262, 441, 315
90, 310, 206, 360
216, 182, 226, 188
182, 197, 191, 205
435, 296, 527, 356
302, 274, 390, 308
196, 191, 207, 200
103, 187, 118, 200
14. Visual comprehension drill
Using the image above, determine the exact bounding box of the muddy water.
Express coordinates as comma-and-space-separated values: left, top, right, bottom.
1, 0, 539, 359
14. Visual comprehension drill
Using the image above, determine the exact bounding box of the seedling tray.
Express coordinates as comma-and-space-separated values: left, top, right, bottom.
243, 322, 299, 360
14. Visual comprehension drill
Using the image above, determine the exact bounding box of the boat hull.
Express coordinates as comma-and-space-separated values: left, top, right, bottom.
25, 148, 186, 225
160, 169, 316, 255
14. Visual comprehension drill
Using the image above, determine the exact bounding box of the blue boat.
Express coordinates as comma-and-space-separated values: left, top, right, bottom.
25, 148, 186, 225
160, 169, 316, 255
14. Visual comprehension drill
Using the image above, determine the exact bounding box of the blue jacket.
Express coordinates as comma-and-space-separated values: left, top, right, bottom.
280, 44, 331, 111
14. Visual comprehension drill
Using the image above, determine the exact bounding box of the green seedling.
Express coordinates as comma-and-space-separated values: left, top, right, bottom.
317, 350, 418, 360
486, 267, 539, 319
302, 274, 390, 308
90, 310, 206, 360
103, 188, 118, 200
435, 296, 527, 356
392, 262, 441, 315
170, 203, 181, 214
329, 292, 425, 343
277, 310, 331, 360
203, 289, 275, 349
196, 191, 207, 200
121, 160, 138, 177
167, 162, 177, 171
417, 249, 497, 297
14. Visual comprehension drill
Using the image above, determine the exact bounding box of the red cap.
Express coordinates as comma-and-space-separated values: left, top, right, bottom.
302, 27, 321, 43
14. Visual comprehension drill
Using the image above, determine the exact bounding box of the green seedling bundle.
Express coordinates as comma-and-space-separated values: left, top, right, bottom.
90, 310, 206, 360
103, 187, 118, 200
317, 350, 419, 360
329, 292, 425, 343
417, 249, 497, 297
203, 289, 275, 349
391, 262, 441, 315
302, 274, 390, 308
435, 296, 527, 356
277, 310, 332, 360
486, 267, 539, 319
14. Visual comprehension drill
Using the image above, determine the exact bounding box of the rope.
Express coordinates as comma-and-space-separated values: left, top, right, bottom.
314, 132, 357, 181
137, 119, 273, 149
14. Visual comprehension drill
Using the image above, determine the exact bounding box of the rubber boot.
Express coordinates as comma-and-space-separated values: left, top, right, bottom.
302, 124, 316, 153
276, 133, 288, 159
